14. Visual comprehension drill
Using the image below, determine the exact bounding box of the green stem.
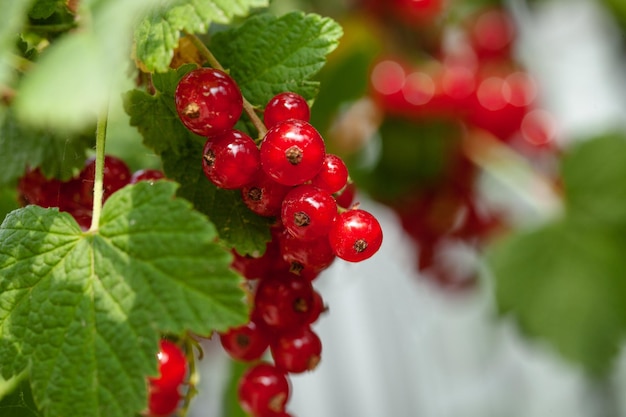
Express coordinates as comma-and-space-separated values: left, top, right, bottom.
185, 33, 268, 139
88, 110, 108, 232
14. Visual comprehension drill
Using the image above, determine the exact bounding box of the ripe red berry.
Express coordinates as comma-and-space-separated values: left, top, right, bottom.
264, 92, 310, 128
18, 168, 63, 208
175, 67, 243, 137
147, 387, 181, 417
130, 169, 165, 184
202, 130, 260, 189
241, 170, 293, 217
149, 340, 187, 391
281, 185, 337, 241
253, 273, 315, 331
310, 154, 349, 194
260, 120, 325, 186
238, 362, 290, 416
270, 325, 322, 374
277, 228, 335, 276
80, 155, 131, 203
334, 182, 356, 209
220, 320, 270, 362
328, 209, 383, 262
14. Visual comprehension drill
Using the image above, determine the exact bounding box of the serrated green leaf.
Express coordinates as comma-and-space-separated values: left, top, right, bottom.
561, 133, 626, 230
134, 0, 269, 73
124, 67, 272, 255
0, 181, 248, 417
210, 12, 343, 107
488, 221, 626, 376
0, 110, 93, 184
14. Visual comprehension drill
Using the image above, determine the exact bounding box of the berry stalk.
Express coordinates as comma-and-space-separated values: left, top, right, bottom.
88, 109, 108, 232
186, 33, 268, 138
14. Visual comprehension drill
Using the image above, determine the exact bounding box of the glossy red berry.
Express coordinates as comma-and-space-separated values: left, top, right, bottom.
149, 340, 187, 391
130, 169, 165, 184
238, 362, 290, 416
306, 289, 326, 324
310, 154, 349, 194
202, 130, 260, 189
18, 168, 63, 207
260, 120, 325, 186
270, 325, 322, 374
281, 185, 337, 241
254, 273, 315, 331
175, 67, 243, 137
328, 209, 383, 262
80, 155, 131, 203
147, 387, 181, 417
220, 320, 270, 362
334, 182, 356, 209
241, 170, 293, 217
277, 228, 335, 276
264, 92, 310, 128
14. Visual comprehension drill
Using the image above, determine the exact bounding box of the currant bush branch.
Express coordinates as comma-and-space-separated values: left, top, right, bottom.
185, 33, 268, 139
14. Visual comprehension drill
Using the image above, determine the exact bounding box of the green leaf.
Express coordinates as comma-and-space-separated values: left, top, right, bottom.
124, 67, 272, 255
561, 133, 626, 230
0, 110, 93, 184
488, 221, 626, 376
210, 11, 343, 107
12, 0, 163, 131
0, 181, 248, 417
0, 0, 34, 86
133, 0, 269, 73
28, 0, 65, 19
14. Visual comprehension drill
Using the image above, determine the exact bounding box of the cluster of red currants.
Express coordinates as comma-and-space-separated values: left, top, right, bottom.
369, 7, 556, 151
174, 66, 383, 416
147, 340, 189, 416
18, 157, 164, 230
359, 5, 558, 289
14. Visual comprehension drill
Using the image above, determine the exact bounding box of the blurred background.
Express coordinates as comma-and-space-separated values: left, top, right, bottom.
186, 0, 626, 416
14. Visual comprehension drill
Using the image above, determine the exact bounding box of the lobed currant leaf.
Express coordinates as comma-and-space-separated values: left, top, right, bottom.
133, 0, 269, 73
0, 181, 248, 417
0, 110, 93, 185
210, 12, 343, 106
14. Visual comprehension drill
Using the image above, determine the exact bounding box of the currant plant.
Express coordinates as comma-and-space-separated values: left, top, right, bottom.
0, 1, 385, 417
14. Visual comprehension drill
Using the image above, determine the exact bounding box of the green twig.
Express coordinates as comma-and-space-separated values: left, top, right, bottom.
185, 33, 268, 139
88, 110, 108, 232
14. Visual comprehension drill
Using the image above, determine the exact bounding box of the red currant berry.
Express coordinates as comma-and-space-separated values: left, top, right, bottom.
175, 67, 243, 137
254, 273, 315, 331
328, 209, 383, 262
202, 130, 260, 189
238, 362, 290, 416
231, 239, 281, 280
264, 92, 310, 128
334, 182, 356, 209
310, 154, 349, 194
220, 320, 270, 362
130, 169, 165, 184
147, 387, 181, 417
18, 168, 63, 207
80, 155, 131, 203
149, 340, 187, 391
270, 325, 322, 373
260, 120, 325, 186
241, 170, 293, 217
281, 185, 337, 241
306, 289, 326, 324
277, 228, 335, 276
